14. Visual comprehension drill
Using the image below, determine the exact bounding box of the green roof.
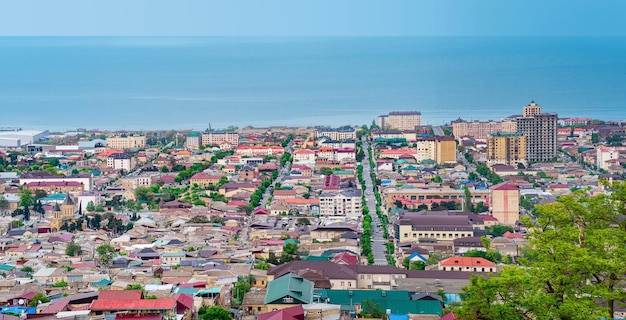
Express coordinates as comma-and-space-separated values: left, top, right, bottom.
187, 132, 201, 137
303, 256, 330, 261
92, 279, 113, 287
264, 273, 314, 305
39, 193, 68, 202
332, 170, 354, 175
162, 252, 186, 257
0, 264, 15, 271
315, 289, 442, 316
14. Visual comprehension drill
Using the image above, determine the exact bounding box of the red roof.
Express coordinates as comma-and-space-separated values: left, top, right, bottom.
176, 294, 194, 309
490, 183, 519, 191
330, 252, 359, 265
439, 257, 495, 267
116, 315, 162, 320
190, 173, 222, 180
253, 208, 270, 215
99, 290, 143, 300
258, 305, 304, 320
90, 299, 176, 311
24, 181, 83, 187
503, 231, 524, 239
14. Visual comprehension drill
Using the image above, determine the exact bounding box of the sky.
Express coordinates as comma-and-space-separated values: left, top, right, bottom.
1, 0, 625, 37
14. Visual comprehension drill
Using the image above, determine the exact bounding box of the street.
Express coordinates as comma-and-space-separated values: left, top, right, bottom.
361, 137, 388, 265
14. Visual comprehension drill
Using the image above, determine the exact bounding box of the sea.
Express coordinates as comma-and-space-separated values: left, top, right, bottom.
0, 36, 625, 132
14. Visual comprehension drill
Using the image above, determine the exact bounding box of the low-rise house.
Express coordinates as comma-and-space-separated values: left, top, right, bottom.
438, 257, 496, 273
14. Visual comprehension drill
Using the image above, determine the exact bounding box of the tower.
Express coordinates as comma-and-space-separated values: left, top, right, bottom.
516, 102, 557, 162
61, 195, 75, 218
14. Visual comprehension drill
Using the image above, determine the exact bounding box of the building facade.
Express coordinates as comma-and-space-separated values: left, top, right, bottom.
106, 135, 146, 149
314, 127, 357, 141
486, 132, 527, 167
452, 119, 517, 140
201, 131, 240, 146
107, 153, 135, 172
377, 111, 422, 131
515, 102, 558, 162
490, 183, 520, 226
319, 189, 362, 217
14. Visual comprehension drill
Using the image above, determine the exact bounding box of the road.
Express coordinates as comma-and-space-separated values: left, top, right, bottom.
432, 126, 445, 136
361, 137, 388, 265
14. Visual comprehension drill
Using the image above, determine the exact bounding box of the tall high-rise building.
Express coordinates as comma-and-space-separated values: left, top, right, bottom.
377, 111, 421, 131
487, 132, 527, 167
515, 102, 558, 162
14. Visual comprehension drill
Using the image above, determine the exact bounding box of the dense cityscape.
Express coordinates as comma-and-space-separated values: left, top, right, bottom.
0, 101, 625, 319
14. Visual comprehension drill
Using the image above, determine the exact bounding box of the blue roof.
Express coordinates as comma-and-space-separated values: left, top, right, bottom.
408, 252, 428, 263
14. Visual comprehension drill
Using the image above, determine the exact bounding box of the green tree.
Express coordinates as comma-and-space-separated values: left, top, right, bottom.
410, 260, 426, 270
96, 244, 115, 269
134, 186, 154, 202
125, 283, 143, 290
65, 241, 83, 256
283, 242, 298, 255
456, 183, 626, 319
51, 280, 68, 288
95, 203, 105, 212
0, 195, 9, 214
86, 201, 95, 212
361, 299, 385, 318
199, 306, 232, 320
19, 188, 35, 209
29, 292, 50, 307
463, 186, 473, 212
20, 266, 34, 273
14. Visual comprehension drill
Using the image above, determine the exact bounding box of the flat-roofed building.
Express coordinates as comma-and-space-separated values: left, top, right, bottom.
201, 131, 239, 146
377, 111, 422, 131
394, 214, 475, 243
314, 127, 356, 141
515, 101, 558, 162
106, 135, 146, 149
490, 183, 520, 226
486, 132, 527, 167
319, 188, 362, 217
383, 187, 490, 209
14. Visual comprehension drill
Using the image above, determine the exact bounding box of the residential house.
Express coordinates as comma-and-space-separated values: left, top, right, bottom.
438, 257, 496, 273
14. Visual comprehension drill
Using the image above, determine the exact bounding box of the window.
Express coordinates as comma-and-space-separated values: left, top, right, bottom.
361, 275, 364, 280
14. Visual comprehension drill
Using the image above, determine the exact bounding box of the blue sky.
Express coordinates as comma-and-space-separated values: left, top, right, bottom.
1, 0, 625, 36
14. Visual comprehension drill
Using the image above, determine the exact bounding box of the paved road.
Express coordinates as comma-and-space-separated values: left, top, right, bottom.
362, 137, 388, 265
432, 126, 445, 136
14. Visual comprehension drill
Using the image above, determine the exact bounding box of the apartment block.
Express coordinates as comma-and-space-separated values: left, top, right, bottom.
394, 215, 475, 243
452, 119, 517, 140
106, 135, 146, 149
490, 183, 520, 226
377, 111, 422, 131
486, 132, 527, 167
201, 131, 240, 146
597, 146, 620, 170
515, 102, 558, 162
435, 135, 457, 164
106, 153, 135, 172
319, 188, 362, 217
314, 127, 357, 141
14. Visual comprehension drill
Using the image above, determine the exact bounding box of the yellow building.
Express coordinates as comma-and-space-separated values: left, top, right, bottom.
383, 187, 490, 209
486, 132, 527, 167
490, 183, 520, 226
377, 111, 422, 131
394, 215, 475, 243
106, 135, 146, 149
50, 196, 76, 232
435, 136, 457, 164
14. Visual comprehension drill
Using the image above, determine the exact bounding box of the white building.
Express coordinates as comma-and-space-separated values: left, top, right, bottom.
107, 153, 135, 172
597, 146, 620, 170
0, 129, 49, 147
319, 188, 362, 218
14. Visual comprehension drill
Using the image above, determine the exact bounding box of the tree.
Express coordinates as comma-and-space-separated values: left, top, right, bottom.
66, 241, 82, 257
95, 203, 105, 212
361, 299, 385, 318
34, 189, 48, 199
19, 188, 35, 209
486, 225, 514, 237
456, 183, 626, 319
283, 242, 298, 255
96, 244, 115, 269
29, 292, 50, 307
410, 260, 426, 270
0, 195, 9, 215
125, 283, 143, 290
463, 186, 473, 212
86, 201, 95, 212
199, 306, 232, 320
188, 215, 210, 223
134, 186, 154, 202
